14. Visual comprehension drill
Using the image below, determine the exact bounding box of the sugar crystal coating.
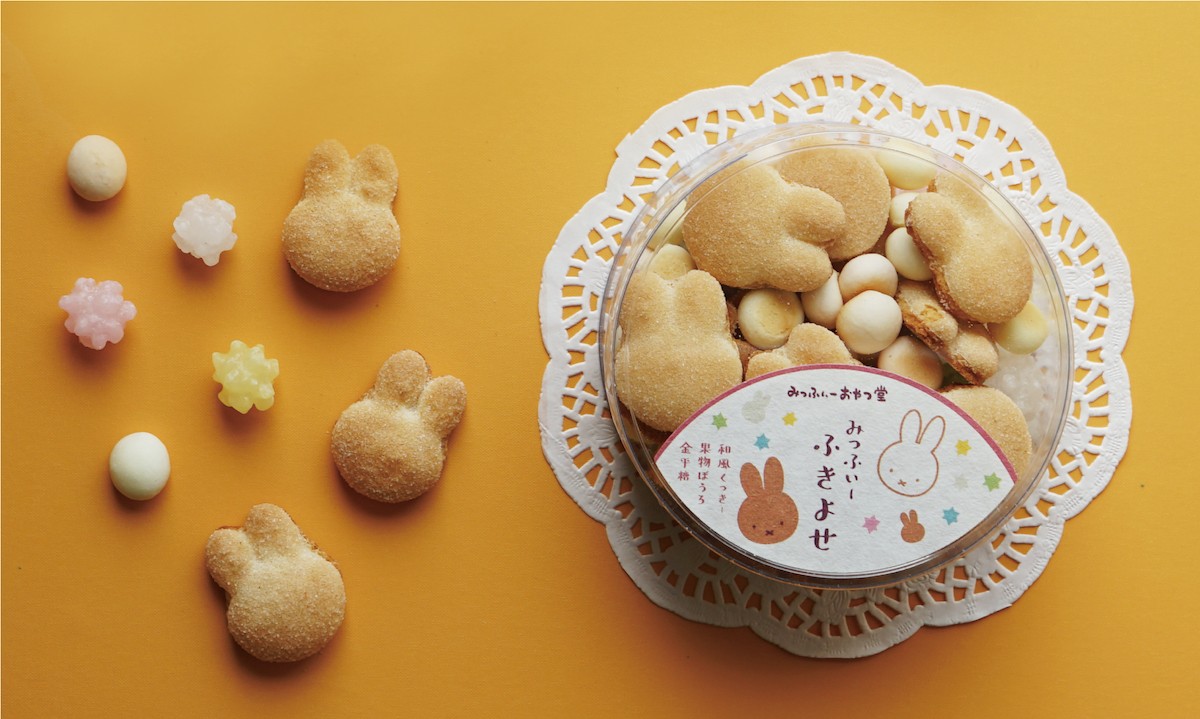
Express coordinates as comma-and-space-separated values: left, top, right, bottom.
212, 340, 279, 413
173, 194, 237, 266
58, 278, 136, 349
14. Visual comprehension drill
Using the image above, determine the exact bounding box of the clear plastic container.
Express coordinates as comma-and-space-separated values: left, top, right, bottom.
599, 123, 1072, 589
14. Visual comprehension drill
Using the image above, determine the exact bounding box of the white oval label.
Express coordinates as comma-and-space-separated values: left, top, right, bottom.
653, 366, 1017, 576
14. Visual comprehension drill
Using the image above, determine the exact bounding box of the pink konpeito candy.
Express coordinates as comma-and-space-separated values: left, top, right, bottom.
58, 278, 137, 350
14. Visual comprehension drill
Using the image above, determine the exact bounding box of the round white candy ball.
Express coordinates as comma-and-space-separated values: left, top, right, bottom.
836, 290, 902, 355
67, 135, 127, 202
889, 192, 919, 227
876, 150, 938, 191
800, 271, 842, 329
878, 336, 943, 389
838, 253, 898, 301
990, 301, 1049, 355
109, 432, 170, 500
738, 288, 804, 350
884, 226, 933, 281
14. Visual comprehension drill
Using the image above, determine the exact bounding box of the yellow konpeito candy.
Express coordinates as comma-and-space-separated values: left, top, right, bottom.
212, 340, 280, 413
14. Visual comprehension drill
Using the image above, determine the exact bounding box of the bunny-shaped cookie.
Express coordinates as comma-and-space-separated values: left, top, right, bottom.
614, 269, 742, 433
737, 457, 799, 545
877, 409, 946, 497
682, 163, 846, 292
332, 350, 466, 503
283, 140, 401, 292
205, 504, 346, 663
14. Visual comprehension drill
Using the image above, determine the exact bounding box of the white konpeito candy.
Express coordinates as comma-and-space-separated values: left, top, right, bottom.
172, 195, 238, 266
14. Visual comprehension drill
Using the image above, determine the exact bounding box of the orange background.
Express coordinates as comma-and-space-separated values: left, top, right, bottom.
3, 3, 1198, 717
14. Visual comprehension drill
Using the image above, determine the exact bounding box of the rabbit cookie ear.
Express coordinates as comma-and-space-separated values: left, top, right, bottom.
740, 462, 763, 497
371, 350, 431, 406
898, 409, 923, 443
205, 529, 253, 591
351, 144, 399, 205
918, 415, 946, 452
303, 140, 352, 197
762, 457, 786, 494
419, 375, 467, 439
242, 504, 307, 556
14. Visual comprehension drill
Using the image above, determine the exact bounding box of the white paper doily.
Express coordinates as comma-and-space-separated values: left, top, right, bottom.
538, 53, 1132, 658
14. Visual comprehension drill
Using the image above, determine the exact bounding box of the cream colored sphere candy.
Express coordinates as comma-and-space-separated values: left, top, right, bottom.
876, 150, 937, 191
889, 192, 918, 227
109, 432, 170, 500
836, 290, 902, 355
884, 227, 933, 281
878, 336, 943, 389
648, 244, 696, 280
800, 271, 842, 329
738, 288, 804, 350
838, 253, 897, 301
67, 135, 127, 201
990, 301, 1049, 355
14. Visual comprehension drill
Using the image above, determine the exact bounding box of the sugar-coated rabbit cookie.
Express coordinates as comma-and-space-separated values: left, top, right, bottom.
682, 164, 846, 292
615, 269, 742, 432
745, 323, 859, 380
940, 385, 1032, 476
332, 350, 466, 503
896, 280, 998, 384
777, 148, 892, 261
205, 504, 346, 663
283, 140, 401, 292
905, 172, 1032, 323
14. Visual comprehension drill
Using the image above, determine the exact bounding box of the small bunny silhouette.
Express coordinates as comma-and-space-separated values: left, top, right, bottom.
899, 510, 926, 543
206, 504, 346, 662
877, 409, 946, 497
283, 140, 401, 292
737, 457, 799, 544
332, 350, 466, 503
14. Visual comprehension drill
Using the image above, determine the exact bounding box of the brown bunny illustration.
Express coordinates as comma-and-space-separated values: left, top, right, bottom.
283, 139, 401, 292
332, 350, 466, 503
737, 456, 799, 544
206, 504, 346, 662
899, 510, 926, 543
877, 409, 946, 497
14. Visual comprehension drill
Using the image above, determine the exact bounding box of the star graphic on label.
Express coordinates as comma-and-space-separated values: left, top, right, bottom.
782, 412, 797, 426
712, 413, 727, 429
984, 473, 1003, 491
754, 434, 770, 450
863, 515, 880, 533
956, 440, 971, 455
954, 475, 969, 490
943, 507, 959, 525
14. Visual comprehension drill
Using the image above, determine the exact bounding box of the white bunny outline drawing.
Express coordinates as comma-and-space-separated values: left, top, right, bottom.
876, 409, 946, 497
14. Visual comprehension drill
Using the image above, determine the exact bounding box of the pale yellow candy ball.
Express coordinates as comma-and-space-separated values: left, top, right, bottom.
647, 244, 696, 280
889, 192, 919, 227
647, 200, 687, 250
800, 271, 842, 329
838, 253, 898, 301
67, 135, 127, 201
876, 150, 938, 191
884, 226, 933, 281
738, 288, 804, 350
109, 432, 170, 500
836, 290, 902, 355
878, 336, 943, 389
989, 301, 1049, 355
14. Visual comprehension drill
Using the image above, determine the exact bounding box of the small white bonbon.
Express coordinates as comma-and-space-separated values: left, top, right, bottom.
67, 135, 126, 202
884, 227, 933, 281
836, 290, 902, 355
738, 288, 804, 350
989, 301, 1049, 355
800, 271, 842, 329
876, 150, 937, 191
878, 336, 943, 390
838, 253, 897, 301
889, 192, 918, 227
648, 244, 696, 280
172, 195, 238, 266
648, 200, 688, 250
109, 432, 170, 500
